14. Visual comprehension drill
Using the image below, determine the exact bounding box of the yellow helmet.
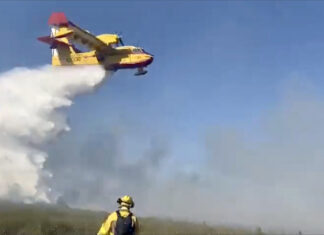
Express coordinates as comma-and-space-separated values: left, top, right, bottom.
117, 195, 134, 208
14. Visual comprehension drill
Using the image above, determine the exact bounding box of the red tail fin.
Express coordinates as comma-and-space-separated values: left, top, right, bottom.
48, 12, 68, 26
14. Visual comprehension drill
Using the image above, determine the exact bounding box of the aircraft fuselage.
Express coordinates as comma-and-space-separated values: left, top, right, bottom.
52, 46, 153, 72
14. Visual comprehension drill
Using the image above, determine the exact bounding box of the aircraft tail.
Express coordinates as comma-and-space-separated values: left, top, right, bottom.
38, 12, 78, 65
48, 12, 68, 27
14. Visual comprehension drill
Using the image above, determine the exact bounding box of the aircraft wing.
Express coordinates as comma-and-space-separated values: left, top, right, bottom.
48, 12, 116, 55
67, 22, 116, 54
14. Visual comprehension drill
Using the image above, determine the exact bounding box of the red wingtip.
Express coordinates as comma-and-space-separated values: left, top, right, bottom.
48, 12, 68, 26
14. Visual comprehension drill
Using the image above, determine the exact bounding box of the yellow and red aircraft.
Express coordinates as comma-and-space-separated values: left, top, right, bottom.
38, 12, 153, 76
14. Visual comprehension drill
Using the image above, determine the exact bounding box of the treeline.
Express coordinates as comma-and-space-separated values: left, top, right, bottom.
0, 201, 262, 235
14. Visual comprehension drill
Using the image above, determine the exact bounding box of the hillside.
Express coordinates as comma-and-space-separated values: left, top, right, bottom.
0, 201, 262, 235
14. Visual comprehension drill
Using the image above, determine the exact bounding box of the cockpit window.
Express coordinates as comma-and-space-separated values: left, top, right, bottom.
133, 48, 143, 54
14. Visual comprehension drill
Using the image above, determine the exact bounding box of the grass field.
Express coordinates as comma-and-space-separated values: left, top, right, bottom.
0, 200, 263, 235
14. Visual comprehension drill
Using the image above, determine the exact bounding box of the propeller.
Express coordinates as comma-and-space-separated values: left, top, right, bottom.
115, 31, 124, 46
118, 36, 125, 46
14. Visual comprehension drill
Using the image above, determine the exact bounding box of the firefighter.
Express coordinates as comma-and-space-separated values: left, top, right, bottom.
97, 195, 139, 235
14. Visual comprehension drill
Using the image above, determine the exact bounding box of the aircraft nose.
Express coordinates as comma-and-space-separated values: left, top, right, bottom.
147, 54, 154, 64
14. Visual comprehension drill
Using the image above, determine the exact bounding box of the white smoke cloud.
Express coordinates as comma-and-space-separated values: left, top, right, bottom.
0, 65, 106, 202
3, 64, 324, 233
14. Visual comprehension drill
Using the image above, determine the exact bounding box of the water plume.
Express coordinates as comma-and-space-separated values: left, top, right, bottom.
0, 65, 106, 202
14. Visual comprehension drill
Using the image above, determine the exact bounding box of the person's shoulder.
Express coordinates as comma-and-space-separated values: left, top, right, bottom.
107, 211, 118, 220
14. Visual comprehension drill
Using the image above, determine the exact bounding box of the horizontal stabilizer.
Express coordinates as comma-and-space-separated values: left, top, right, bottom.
48, 12, 68, 26
37, 36, 70, 48
54, 30, 73, 39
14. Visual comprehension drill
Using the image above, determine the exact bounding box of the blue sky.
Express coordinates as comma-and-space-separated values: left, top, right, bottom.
3, 1, 324, 231
0, 2, 322, 123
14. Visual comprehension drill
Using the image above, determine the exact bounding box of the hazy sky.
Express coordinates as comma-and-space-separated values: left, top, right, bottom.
2, 1, 324, 233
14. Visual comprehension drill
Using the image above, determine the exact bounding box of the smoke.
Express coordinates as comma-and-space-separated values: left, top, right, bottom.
38, 76, 324, 233
0, 65, 106, 202
45, 121, 169, 210
2, 65, 324, 233
201, 79, 324, 233
134, 78, 324, 233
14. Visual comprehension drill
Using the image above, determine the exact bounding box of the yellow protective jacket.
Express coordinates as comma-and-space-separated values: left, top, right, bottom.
97, 208, 139, 235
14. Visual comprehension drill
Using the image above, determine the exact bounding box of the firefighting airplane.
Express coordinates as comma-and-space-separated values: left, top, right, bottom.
38, 13, 153, 76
